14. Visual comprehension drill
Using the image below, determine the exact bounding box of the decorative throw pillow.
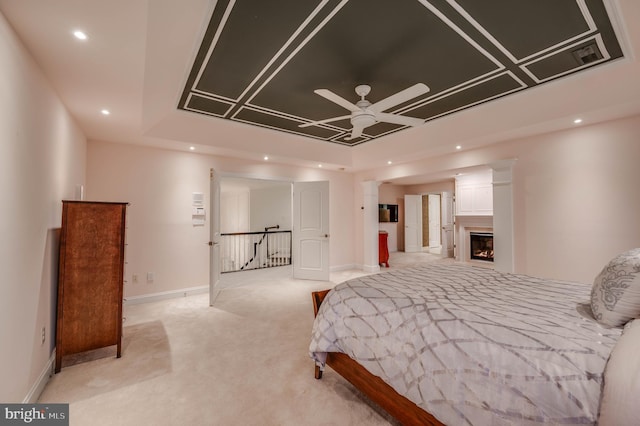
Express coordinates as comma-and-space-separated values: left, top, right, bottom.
598, 319, 640, 425
590, 248, 640, 328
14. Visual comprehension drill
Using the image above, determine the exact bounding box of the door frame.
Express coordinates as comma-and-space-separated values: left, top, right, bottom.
440, 191, 455, 258
209, 168, 221, 306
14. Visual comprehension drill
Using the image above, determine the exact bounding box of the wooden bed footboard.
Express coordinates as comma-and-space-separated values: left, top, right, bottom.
311, 290, 443, 426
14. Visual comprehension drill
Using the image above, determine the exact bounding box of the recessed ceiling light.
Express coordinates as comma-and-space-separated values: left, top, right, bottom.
574, 118, 583, 124
100, 109, 110, 115
263, 156, 269, 161
456, 145, 462, 150
387, 161, 393, 165
189, 146, 195, 151
318, 164, 323, 168
73, 30, 87, 40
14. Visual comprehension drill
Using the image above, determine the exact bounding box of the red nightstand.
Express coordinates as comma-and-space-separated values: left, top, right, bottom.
378, 231, 389, 267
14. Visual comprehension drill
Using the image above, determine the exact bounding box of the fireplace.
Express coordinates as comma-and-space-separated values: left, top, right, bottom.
470, 232, 494, 262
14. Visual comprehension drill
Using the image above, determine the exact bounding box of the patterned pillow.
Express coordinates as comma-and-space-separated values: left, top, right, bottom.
590, 248, 640, 328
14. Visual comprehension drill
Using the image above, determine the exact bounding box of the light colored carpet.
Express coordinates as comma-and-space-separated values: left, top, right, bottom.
39, 252, 446, 425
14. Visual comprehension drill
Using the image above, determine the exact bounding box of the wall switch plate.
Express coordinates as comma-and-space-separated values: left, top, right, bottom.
147, 272, 154, 283
41, 326, 46, 345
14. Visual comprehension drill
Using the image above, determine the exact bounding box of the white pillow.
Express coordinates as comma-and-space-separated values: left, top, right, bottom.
598, 319, 640, 425
590, 248, 640, 327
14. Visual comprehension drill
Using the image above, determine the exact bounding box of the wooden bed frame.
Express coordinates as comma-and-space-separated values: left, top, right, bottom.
312, 290, 444, 426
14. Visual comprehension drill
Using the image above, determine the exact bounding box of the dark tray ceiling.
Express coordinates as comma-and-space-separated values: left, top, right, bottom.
179, 0, 623, 146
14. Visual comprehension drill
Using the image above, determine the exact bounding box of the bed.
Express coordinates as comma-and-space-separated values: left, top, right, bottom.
309, 257, 640, 425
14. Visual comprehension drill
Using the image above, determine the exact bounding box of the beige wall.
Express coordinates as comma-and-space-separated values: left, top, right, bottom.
405, 181, 455, 195
249, 185, 292, 232
86, 140, 357, 298
0, 13, 87, 402
510, 116, 640, 282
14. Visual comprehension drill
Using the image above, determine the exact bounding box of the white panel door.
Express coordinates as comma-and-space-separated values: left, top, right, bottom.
404, 194, 422, 253
441, 191, 455, 258
209, 168, 221, 305
293, 181, 329, 280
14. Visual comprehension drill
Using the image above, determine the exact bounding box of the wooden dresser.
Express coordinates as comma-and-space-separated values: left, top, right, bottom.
55, 200, 127, 373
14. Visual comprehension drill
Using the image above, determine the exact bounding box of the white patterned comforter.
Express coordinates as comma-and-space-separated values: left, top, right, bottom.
309, 264, 622, 425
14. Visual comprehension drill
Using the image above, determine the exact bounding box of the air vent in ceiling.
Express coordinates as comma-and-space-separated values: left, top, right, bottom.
572, 43, 602, 65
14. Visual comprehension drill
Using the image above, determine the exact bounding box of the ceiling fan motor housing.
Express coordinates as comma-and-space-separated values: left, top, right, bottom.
351, 110, 376, 127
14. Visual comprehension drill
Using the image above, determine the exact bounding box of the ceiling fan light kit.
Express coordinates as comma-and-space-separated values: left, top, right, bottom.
300, 83, 430, 140
355, 84, 371, 98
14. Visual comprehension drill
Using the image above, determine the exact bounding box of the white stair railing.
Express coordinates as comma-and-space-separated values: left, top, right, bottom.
220, 229, 291, 273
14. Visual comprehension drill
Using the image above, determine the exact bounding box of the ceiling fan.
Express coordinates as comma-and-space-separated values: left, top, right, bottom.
299, 83, 429, 140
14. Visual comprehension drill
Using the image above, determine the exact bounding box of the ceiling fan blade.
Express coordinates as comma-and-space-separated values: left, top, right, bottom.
376, 112, 423, 127
314, 89, 360, 112
345, 125, 364, 140
299, 114, 351, 128
370, 83, 430, 113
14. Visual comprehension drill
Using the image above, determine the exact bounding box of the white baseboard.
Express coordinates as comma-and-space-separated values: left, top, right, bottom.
124, 285, 209, 305
127, 266, 364, 303
362, 264, 382, 273
23, 350, 55, 403
330, 264, 357, 272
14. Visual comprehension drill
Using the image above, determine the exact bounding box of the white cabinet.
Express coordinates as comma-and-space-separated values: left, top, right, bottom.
456, 171, 493, 216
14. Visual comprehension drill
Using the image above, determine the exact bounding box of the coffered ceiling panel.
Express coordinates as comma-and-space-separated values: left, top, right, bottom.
179, 0, 623, 146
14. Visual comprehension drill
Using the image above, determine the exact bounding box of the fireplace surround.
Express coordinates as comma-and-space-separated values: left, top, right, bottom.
470, 232, 494, 262
454, 215, 493, 265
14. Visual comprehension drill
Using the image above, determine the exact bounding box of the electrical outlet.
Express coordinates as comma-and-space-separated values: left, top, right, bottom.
147, 272, 154, 283
132, 273, 138, 283
41, 326, 46, 345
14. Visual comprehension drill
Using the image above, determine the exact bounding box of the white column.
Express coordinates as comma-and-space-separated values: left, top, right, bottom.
362, 181, 381, 273
491, 159, 517, 273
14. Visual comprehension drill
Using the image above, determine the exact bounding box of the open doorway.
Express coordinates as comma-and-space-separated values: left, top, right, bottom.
404, 191, 454, 257
421, 193, 442, 254
219, 177, 292, 272
210, 175, 330, 297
